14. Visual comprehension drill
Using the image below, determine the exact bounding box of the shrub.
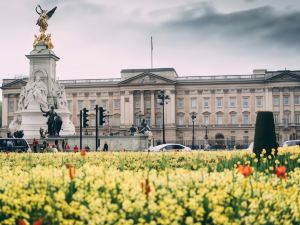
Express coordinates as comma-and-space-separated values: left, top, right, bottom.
253, 111, 278, 157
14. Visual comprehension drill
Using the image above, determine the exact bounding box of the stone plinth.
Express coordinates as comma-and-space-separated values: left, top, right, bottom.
66, 135, 152, 151
9, 43, 75, 138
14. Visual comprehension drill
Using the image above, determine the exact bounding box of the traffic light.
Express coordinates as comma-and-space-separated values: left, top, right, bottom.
83, 107, 89, 128
99, 107, 106, 125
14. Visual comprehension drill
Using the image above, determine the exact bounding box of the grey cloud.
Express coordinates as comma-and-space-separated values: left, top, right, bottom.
164, 5, 300, 49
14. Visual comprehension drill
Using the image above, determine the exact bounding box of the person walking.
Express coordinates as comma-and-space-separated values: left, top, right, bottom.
103, 141, 108, 152
32, 138, 39, 153
65, 143, 70, 151
73, 145, 79, 152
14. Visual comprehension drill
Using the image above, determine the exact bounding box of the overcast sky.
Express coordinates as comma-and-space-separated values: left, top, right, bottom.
0, 0, 300, 80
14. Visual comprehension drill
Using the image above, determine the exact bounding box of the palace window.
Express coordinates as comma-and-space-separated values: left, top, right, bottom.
204, 115, 209, 125
8, 101, 14, 112
284, 96, 289, 105
177, 99, 184, 109
243, 114, 250, 124
101, 100, 108, 109
230, 136, 236, 146
217, 115, 223, 125
295, 96, 300, 105
243, 97, 249, 108
273, 96, 279, 106
204, 98, 209, 108
191, 98, 197, 109
283, 113, 290, 127
156, 116, 162, 127
89, 117, 95, 126
90, 100, 96, 110
78, 100, 84, 110
114, 99, 120, 109
216, 98, 223, 108
274, 114, 279, 124
256, 96, 263, 107
243, 136, 249, 146
178, 115, 184, 126
135, 117, 140, 126
296, 113, 300, 125
135, 100, 140, 108
229, 98, 236, 108
230, 114, 236, 124
145, 117, 151, 126
145, 100, 151, 109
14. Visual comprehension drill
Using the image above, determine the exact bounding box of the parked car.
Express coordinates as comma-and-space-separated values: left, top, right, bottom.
282, 140, 300, 147
148, 144, 191, 152
0, 138, 31, 152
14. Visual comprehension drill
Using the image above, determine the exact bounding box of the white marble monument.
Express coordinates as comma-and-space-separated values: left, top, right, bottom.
8, 5, 75, 138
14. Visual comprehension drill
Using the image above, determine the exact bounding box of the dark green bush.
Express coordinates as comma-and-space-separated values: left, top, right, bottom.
253, 111, 278, 157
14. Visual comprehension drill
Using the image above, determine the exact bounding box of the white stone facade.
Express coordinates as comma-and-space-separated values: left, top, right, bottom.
2, 68, 300, 147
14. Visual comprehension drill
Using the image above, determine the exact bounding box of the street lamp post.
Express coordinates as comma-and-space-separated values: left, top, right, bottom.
204, 125, 208, 149
190, 112, 197, 149
157, 91, 170, 144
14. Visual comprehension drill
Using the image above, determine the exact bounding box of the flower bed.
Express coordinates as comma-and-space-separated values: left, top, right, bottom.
0, 147, 300, 224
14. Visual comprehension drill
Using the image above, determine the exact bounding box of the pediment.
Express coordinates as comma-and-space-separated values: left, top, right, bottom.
1, 79, 28, 89
119, 72, 175, 86
266, 72, 300, 82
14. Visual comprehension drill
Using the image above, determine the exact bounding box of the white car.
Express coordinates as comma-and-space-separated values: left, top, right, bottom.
282, 140, 300, 147
148, 144, 191, 152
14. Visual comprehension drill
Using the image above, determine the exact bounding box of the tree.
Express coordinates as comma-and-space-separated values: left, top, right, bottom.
253, 111, 278, 157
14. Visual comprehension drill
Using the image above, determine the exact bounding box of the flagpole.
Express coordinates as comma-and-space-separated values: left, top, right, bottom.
151, 36, 153, 69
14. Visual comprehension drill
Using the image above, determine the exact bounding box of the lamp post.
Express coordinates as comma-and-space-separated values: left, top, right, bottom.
157, 90, 170, 144
203, 125, 208, 149
190, 112, 197, 149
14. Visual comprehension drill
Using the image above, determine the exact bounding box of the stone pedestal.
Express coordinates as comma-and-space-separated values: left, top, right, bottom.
9, 43, 75, 138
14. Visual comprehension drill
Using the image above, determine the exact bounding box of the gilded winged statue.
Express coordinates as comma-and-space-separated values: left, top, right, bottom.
35, 5, 57, 33
34, 5, 57, 49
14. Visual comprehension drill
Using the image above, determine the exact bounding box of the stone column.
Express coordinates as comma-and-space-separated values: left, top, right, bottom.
236, 90, 242, 124
140, 91, 144, 114
170, 90, 176, 126
129, 91, 134, 125
280, 89, 283, 123
2, 94, 8, 127
264, 88, 273, 111
120, 91, 125, 127
151, 91, 155, 127
291, 88, 295, 124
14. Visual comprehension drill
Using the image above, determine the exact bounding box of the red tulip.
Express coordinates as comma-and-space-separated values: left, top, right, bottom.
276, 166, 286, 179
238, 165, 252, 177
81, 149, 86, 156
18, 219, 26, 225
34, 218, 43, 225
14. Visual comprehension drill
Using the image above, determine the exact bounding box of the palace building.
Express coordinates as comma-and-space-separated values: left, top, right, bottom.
2, 68, 300, 148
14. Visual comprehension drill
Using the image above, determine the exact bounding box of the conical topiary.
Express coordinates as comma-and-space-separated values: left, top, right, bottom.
253, 111, 278, 157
